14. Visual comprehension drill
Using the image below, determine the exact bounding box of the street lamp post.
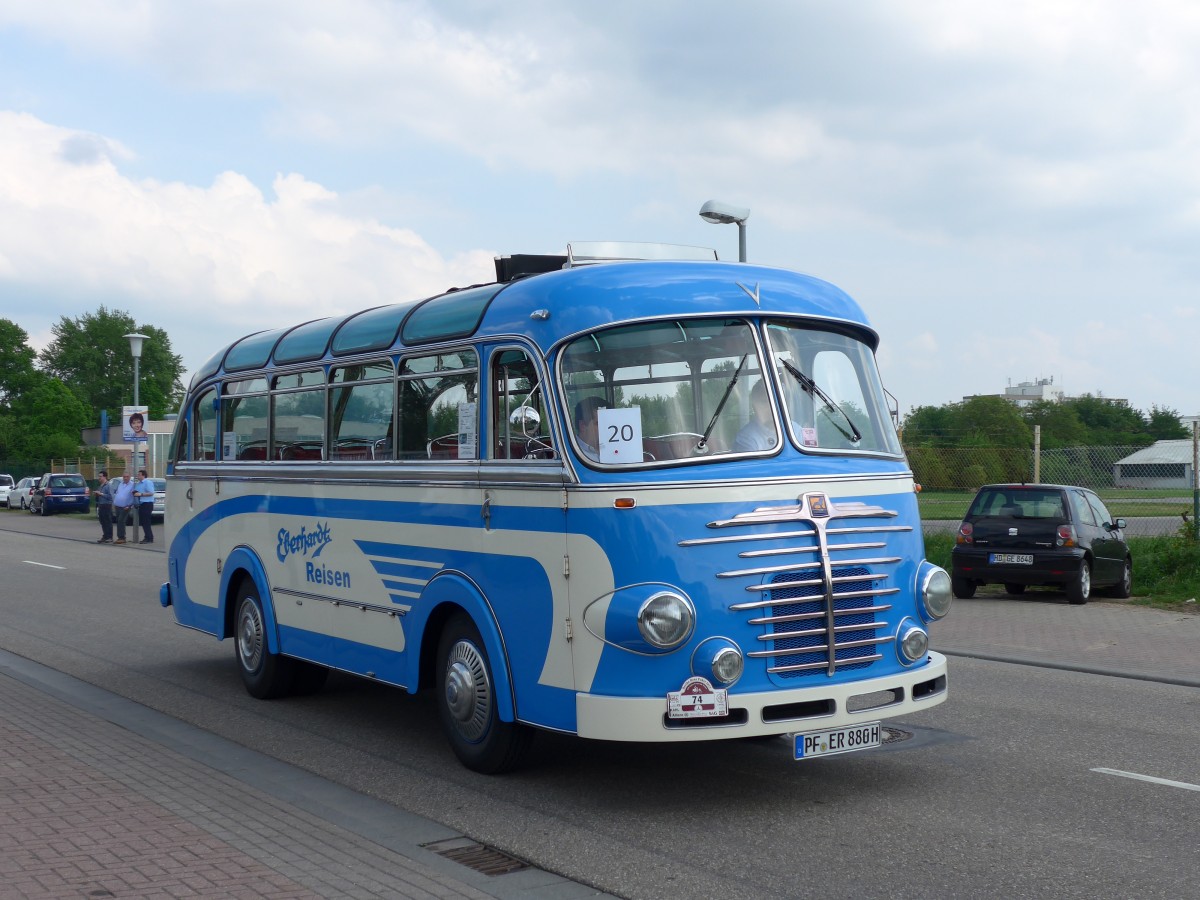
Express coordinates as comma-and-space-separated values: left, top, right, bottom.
124, 332, 149, 469
699, 200, 750, 262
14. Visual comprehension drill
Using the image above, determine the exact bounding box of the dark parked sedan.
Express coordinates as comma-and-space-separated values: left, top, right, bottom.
29, 473, 91, 516
950, 483, 1131, 605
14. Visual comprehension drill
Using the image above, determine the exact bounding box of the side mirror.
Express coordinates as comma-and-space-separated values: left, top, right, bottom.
1112, 518, 1126, 530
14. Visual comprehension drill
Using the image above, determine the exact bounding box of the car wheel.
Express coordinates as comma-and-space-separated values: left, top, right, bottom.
234, 579, 295, 699
1108, 557, 1132, 599
38, 501, 49, 516
1066, 560, 1091, 605
436, 612, 530, 773
951, 575, 976, 599
1004, 583, 1026, 595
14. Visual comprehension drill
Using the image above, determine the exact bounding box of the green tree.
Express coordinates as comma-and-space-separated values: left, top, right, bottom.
0, 318, 37, 408
1146, 406, 1188, 440
38, 306, 185, 424
8, 374, 91, 461
1064, 394, 1151, 445
1022, 399, 1087, 448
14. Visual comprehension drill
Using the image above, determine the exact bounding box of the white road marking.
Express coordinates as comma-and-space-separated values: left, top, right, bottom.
1092, 768, 1200, 793
23, 560, 65, 569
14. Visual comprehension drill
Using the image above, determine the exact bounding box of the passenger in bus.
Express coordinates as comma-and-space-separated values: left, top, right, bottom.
733, 381, 777, 452
574, 396, 604, 459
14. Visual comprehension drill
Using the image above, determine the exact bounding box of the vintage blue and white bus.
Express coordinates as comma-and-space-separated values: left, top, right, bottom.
160, 241, 951, 772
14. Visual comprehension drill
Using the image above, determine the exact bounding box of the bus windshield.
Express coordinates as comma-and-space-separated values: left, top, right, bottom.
560, 317, 901, 464
766, 322, 902, 456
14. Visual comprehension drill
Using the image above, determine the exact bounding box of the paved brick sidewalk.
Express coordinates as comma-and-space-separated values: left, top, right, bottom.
0, 655, 607, 900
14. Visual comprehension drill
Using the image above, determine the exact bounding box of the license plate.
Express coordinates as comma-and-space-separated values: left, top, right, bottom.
793, 721, 881, 760
989, 553, 1032, 565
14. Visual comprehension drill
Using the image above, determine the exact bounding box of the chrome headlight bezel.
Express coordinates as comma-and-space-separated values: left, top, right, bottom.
896, 618, 929, 665
917, 562, 953, 621
637, 591, 695, 650
691, 637, 744, 687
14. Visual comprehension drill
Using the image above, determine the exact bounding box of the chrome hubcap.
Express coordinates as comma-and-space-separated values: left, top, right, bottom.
238, 600, 264, 672
444, 640, 491, 741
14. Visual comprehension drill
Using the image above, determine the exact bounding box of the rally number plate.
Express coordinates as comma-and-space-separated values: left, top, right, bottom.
989, 553, 1033, 565
793, 722, 881, 760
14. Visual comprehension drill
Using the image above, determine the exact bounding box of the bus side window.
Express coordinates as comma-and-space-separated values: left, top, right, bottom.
329, 361, 394, 460
491, 348, 553, 460
193, 388, 218, 461
398, 349, 479, 461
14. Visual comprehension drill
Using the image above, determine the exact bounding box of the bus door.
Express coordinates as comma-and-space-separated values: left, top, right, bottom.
479, 346, 575, 708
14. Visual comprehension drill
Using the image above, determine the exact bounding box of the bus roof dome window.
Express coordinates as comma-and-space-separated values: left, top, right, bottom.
224, 328, 288, 372
274, 317, 339, 365
401, 285, 502, 345
332, 304, 411, 356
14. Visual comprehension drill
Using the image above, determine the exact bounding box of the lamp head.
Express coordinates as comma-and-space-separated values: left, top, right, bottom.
124, 332, 150, 359
699, 200, 750, 226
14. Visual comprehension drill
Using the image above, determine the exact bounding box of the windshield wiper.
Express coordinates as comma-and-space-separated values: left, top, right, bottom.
777, 358, 862, 444
695, 354, 747, 454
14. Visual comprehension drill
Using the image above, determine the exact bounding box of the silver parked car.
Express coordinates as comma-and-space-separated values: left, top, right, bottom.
6, 475, 35, 509
0, 474, 13, 508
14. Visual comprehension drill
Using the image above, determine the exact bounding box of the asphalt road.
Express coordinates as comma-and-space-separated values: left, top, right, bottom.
1, 510, 1197, 899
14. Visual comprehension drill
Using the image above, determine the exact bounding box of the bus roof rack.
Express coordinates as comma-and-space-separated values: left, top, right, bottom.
495, 242, 719, 283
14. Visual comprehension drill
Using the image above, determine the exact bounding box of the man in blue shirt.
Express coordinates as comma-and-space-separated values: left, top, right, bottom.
112, 472, 136, 544
133, 469, 155, 544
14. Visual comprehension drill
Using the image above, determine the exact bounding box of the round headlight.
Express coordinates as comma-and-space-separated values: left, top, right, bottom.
637, 592, 694, 649
899, 624, 929, 664
711, 647, 744, 685
919, 564, 953, 621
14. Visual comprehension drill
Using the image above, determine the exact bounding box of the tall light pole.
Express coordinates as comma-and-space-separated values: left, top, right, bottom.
699, 200, 750, 262
124, 332, 149, 470
124, 333, 149, 407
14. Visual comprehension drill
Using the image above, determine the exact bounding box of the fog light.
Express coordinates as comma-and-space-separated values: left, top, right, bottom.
711, 647, 744, 685
898, 622, 929, 664
638, 592, 694, 649
691, 638, 744, 686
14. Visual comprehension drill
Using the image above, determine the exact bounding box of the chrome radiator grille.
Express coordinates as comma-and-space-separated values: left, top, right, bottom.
681, 494, 909, 678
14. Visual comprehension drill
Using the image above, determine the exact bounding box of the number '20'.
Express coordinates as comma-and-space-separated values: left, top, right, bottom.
607, 424, 634, 442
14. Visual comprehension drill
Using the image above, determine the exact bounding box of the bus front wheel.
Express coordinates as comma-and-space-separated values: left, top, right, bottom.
436, 613, 530, 774
235, 581, 295, 699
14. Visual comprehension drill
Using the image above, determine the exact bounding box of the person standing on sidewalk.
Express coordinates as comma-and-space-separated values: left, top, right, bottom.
134, 469, 155, 544
112, 472, 136, 544
93, 470, 115, 543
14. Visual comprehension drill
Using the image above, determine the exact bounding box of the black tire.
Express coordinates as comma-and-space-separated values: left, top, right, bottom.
951, 576, 976, 599
38, 501, 49, 516
234, 580, 295, 699
1108, 557, 1132, 599
1066, 560, 1091, 605
1004, 583, 1026, 595
436, 612, 530, 774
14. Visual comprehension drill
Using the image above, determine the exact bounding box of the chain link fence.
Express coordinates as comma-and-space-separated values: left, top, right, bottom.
907, 442, 1198, 538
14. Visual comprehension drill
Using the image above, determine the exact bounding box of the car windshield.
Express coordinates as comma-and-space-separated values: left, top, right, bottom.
152, 479, 167, 491
969, 488, 1066, 519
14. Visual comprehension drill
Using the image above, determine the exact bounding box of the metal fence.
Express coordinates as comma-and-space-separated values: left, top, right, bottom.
907, 441, 1199, 538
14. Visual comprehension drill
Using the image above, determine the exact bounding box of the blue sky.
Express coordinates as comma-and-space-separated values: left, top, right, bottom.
1, 1, 1197, 419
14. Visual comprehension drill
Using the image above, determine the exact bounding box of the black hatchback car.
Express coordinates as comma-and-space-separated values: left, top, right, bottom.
951, 483, 1131, 604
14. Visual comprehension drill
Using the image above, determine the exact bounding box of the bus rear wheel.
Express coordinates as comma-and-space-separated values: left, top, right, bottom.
235, 580, 295, 699
436, 613, 530, 774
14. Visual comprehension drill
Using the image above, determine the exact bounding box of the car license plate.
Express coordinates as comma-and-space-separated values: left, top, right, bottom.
793, 721, 881, 760
989, 553, 1033, 565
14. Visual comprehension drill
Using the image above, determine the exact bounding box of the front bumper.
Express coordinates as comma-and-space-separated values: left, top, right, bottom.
575, 652, 948, 742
